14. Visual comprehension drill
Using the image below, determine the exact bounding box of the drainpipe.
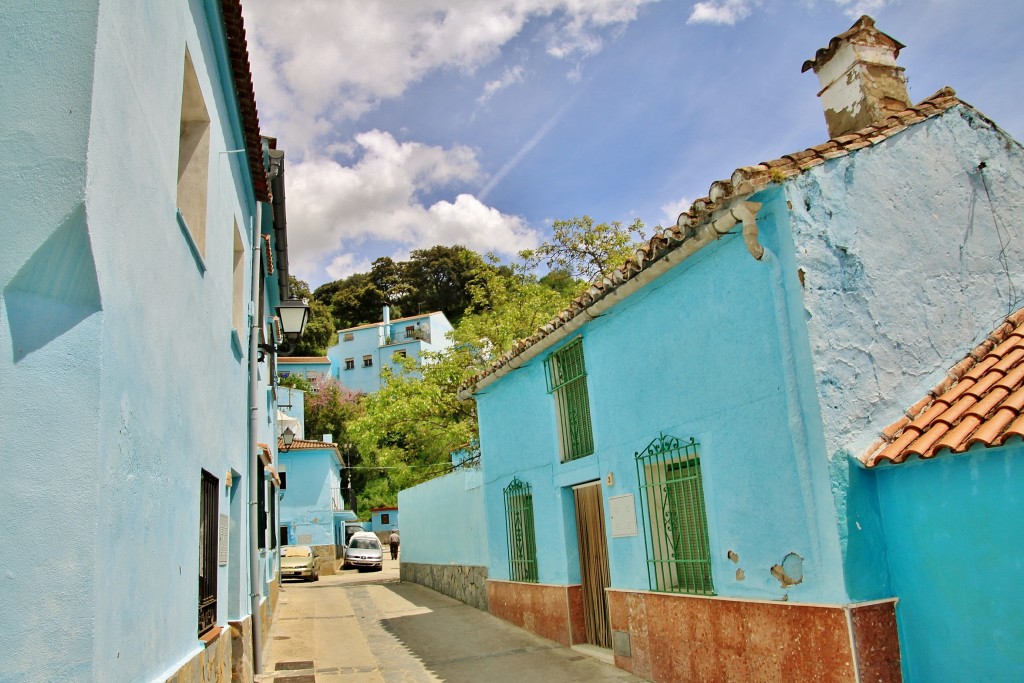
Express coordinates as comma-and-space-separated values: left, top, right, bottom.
247, 210, 265, 674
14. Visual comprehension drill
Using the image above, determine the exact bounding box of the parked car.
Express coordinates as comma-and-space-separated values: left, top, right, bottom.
281, 545, 319, 581
343, 532, 383, 572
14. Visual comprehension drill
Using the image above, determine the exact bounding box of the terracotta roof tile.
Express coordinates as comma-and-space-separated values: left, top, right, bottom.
461, 87, 974, 397
863, 307, 1024, 466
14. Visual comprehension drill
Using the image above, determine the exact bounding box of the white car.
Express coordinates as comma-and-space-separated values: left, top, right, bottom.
281, 545, 319, 581
344, 532, 383, 572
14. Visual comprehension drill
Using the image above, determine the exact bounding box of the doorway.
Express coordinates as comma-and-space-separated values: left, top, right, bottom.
573, 482, 611, 648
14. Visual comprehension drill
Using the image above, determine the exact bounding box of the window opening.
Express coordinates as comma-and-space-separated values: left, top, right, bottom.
344, 358, 354, 370
177, 49, 211, 257
503, 478, 539, 582
199, 469, 219, 636
635, 434, 713, 595
544, 337, 594, 461
362, 355, 373, 368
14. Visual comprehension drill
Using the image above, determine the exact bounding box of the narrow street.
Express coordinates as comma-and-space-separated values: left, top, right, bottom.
257, 558, 644, 683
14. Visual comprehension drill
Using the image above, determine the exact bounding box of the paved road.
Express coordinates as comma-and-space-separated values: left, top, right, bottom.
256, 558, 644, 683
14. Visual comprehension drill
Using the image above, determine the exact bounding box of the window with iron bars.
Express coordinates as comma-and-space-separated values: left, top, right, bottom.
503, 478, 538, 582
544, 337, 594, 462
635, 434, 714, 595
198, 469, 219, 636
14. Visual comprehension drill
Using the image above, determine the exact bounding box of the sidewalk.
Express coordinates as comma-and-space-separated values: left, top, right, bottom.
256, 559, 644, 683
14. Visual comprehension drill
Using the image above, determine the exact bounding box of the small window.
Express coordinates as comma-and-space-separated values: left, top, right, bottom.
343, 333, 354, 342
363, 355, 373, 368
544, 338, 594, 462
231, 221, 245, 332
199, 469, 219, 636
177, 49, 211, 257
381, 513, 390, 524
503, 478, 538, 582
635, 434, 713, 596
405, 325, 416, 339
306, 371, 319, 379
344, 358, 354, 371
395, 350, 407, 359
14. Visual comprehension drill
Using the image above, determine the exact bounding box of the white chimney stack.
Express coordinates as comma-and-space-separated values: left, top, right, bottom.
802, 15, 912, 139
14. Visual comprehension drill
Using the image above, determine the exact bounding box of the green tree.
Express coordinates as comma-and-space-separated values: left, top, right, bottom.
402, 245, 487, 324
522, 216, 650, 282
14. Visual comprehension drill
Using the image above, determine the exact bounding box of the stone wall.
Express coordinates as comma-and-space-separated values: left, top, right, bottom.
163, 627, 231, 683
311, 544, 339, 575
401, 562, 488, 612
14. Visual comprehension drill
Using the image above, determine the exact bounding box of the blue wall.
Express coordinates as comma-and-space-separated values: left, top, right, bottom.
2, 1, 285, 680
370, 508, 400, 532
476, 188, 849, 603
871, 445, 1024, 682
399, 468, 488, 566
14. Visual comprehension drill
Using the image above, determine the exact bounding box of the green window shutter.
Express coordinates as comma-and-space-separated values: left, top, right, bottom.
544, 338, 594, 461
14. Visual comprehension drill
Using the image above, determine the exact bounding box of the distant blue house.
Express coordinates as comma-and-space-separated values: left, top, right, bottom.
278, 439, 348, 575
277, 356, 332, 386
369, 506, 400, 533
402, 17, 1024, 683
325, 307, 454, 393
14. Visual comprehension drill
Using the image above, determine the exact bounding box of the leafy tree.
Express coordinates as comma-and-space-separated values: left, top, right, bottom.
522, 216, 650, 282
402, 245, 487, 324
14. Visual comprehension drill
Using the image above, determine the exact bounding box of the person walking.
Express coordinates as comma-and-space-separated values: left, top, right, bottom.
388, 530, 400, 560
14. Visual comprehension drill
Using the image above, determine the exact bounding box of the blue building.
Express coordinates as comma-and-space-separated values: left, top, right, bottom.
369, 506, 400, 534
278, 439, 349, 575
277, 356, 332, 387
1, 2, 301, 680
326, 307, 454, 393
401, 17, 1024, 683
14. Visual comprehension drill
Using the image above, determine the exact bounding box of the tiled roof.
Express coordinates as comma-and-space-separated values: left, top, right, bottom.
863, 308, 1024, 467
278, 356, 331, 363
461, 87, 970, 395
281, 438, 342, 454
340, 311, 444, 333
219, 0, 270, 202
801, 15, 904, 74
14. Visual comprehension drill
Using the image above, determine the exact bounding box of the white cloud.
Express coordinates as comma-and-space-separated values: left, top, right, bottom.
478, 65, 526, 105
660, 196, 694, 227
283, 131, 539, 282
687, 0, 893, 26
687, 0, 757, 25
242, 0, 659, 153
325, 253, 374, 281
833, 0, 892, 18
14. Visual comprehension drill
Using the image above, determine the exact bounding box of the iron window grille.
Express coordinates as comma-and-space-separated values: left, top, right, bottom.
544, 337, 594, 462
257, 460, 267, 550
635, 434, 714, 595
503, 478, 539, 582
198, 469, 219, 636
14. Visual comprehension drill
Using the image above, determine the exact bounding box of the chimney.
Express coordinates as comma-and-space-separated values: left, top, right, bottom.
802, 15, 911, 139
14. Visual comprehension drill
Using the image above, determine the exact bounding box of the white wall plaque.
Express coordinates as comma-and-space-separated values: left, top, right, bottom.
609, 494, 638, 537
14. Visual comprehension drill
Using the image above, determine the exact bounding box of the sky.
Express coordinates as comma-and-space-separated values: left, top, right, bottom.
241, 0, 1024, 290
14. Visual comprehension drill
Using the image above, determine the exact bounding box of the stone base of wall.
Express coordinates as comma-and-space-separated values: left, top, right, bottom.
486, 580, 584, 647
229, 618, 253, 683
310, 544, 339, 575
268, 570, 280, 612
608, 590, 901, 683
401, 562, 489, 611
164, 627, 231, 683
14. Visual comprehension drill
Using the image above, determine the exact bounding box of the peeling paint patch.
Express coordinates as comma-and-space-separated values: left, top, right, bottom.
771, 552, 804, 587
727, 550, 739, 564
736, 568, 745, 581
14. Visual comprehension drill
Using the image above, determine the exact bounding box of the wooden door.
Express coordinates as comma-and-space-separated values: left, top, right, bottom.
573, 482, 611, 648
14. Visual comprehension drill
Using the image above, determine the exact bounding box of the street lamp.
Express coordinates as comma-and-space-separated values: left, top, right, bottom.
280, 426, 296, 452
277, 298, 310, 340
